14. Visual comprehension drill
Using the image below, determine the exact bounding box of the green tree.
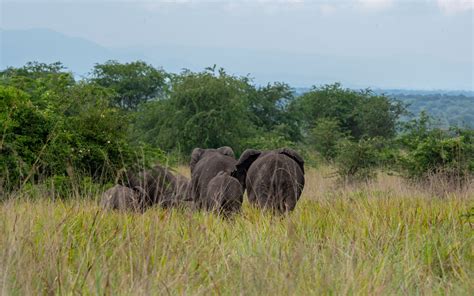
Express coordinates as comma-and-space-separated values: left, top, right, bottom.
0, 62, 75, 109
310, 118, 347, 160
398, 113, 474, 185
353, 90, 406, 139
91, 60, 168, 110
0, 85, 53, 190
334, 137, 383, 183
1, 62, 164, 194
134, 67, 256, 155
292, 83, 405, 141
248, 82, 301, 141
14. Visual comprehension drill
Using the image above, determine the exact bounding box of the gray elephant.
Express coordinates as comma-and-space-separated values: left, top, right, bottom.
234, 148, 305, 213
189, 146, 238, 210
168, 174, 191, 208
100, 184, 141, 212
118, 165, 177, 208
206, 171, 243, 215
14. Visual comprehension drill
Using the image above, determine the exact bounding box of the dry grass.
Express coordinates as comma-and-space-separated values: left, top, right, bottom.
1, 167, 473, 295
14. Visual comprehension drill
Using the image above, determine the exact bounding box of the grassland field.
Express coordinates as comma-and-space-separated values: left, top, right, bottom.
1, 167, 473, 295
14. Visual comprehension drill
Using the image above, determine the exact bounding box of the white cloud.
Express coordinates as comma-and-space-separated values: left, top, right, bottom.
7, 0, 473, 15
437, 0, 474, 14
357, 0, 394, 10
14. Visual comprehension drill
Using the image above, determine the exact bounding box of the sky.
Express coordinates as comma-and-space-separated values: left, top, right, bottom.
1, 0, 474, 90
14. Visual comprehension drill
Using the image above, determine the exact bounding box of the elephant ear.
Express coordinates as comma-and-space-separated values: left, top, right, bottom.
217, 146, 235, 158
117, 168, 141, 188
231, 149, 261, 189
190, 148, 204, 174
277, 148, 305, 174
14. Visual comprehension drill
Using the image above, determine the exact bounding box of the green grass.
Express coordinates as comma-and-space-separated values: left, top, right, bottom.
1, 170, 473, 295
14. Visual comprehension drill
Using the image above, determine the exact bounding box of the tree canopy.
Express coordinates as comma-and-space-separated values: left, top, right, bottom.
91, 60, 168, 110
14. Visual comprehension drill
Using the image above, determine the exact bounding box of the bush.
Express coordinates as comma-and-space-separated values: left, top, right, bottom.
292, 83, 406, 141
397, 113, 473, 193
1, 64, 166, 195
0, 85, 55, 191
399, 128, 473, 190
133, 67, 256, 155
309, 118, 347, 160
334, 137, 382, 183
243, 133, 295, 151
91, 60, 168, 110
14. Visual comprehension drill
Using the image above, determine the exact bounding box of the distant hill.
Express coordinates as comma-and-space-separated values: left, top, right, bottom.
1, 28, 146, 76
394, 94, 474, 128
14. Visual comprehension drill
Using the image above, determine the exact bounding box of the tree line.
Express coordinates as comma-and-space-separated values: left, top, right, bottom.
1, 61, 472, 195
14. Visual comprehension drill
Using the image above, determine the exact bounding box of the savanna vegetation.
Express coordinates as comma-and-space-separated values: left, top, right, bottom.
1, 61, 473, 294
396, 93, 474, 128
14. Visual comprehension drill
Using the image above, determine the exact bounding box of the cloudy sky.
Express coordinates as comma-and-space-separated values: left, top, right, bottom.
2, 0, 473, 90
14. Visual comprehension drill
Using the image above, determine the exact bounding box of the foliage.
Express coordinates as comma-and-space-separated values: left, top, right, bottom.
1, 63, 165, 193
334, 137, 383, 183
2, 61, 472, 194
309, 118, 347, 160
398, 113, 474, 187
91, 60, 168, 110
133, 67, 256, 155
0, 85, 53, 190
248, 82, 301, 142
395, 93, 474, 128
293, 83, 406, 140
243, 133, 295, 151
0, 62, 75, 109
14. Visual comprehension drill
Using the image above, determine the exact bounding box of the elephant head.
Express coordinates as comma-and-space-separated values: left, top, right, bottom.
190, 146, 234, 174
189, 146, 237, 210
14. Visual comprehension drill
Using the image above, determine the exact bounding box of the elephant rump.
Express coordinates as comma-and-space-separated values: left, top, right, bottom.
100, 184, 142, 212
206, 172, 243, 215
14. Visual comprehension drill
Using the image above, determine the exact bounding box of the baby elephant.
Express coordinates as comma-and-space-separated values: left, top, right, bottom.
206, 171, 243, 215
100, 184, 141, 212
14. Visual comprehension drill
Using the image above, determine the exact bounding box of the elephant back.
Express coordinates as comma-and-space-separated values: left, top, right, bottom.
246, 152, 305, 213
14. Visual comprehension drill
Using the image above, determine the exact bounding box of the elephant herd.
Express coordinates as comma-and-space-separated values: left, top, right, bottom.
100, 147, 305, 214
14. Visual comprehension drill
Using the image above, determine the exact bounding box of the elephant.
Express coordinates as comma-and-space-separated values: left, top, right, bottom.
234, 148, 305, 213
168, 174, 191, 208
189, 146, 238, 210
100, 184, 141, 212
118, 165, 178, 209
206, 171, 243, 215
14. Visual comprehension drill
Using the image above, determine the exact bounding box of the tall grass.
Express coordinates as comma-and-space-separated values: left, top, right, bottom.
1, 167, 473, 295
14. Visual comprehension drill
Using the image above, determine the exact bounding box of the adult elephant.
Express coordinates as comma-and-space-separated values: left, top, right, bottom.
100, 184, 141, 212
189, 146, 238, 210
119, 165, 177, 208
234, 148, 305, 213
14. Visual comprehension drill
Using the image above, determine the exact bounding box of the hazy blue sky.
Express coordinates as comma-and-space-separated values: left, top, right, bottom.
2, 0, 473, 90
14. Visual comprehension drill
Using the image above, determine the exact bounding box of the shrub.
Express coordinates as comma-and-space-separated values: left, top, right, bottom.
133, 67, 256, 155
309, 118, 347, 160
398, 113, 474, 193
334, 137, 382, 183
91, 60, 168, 110
0, 85, 55, 191
243, 134, 295, 151
1, 64, 167, 195
292, 83, 406, 141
